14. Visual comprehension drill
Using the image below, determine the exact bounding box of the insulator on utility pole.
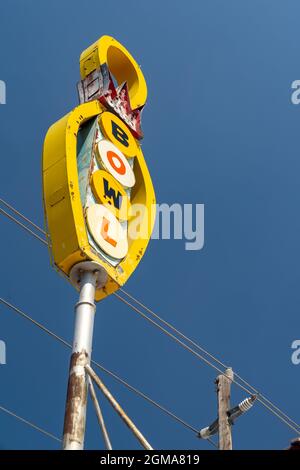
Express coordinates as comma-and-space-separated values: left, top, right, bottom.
228, 395, 257, 423
287, 438, 300, 450
198, 394, 257, 440
198, 420, 219, 440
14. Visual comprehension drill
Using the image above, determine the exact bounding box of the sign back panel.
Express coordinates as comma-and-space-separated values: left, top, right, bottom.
42, 37, 155, 301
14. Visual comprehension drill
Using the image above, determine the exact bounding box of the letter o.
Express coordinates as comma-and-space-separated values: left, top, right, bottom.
96, 139, 135, 188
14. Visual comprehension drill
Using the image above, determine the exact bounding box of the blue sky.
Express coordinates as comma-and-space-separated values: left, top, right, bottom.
0, 0, 300, 450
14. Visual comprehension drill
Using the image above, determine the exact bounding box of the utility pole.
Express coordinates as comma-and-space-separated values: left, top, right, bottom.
217, 367, 233, 450
62, 261, 107, 450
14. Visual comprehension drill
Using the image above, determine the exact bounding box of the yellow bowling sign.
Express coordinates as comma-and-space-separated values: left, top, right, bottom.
42, 36, 156, 301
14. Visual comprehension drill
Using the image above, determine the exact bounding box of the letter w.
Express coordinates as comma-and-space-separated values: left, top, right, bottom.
103, 178, 122, 209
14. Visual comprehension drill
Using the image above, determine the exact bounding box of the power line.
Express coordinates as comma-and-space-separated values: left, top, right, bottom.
118, 288, 300, 434
0, 207, 47, 246
119, 287, 233, 371
0, 198, 45, 235
91, 360, 199, 434
1, 198, 299, 436
113, 293, 300, 435
0, 404, 61, 443
0, 296, 208, 444
113, 293, 233, 380
0, 297, 70, 349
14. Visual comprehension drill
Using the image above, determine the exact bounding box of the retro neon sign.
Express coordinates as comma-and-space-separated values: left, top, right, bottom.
42, 36, 156, 301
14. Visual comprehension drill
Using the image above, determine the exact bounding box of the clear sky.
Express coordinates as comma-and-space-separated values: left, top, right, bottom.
0, 0, 299, 450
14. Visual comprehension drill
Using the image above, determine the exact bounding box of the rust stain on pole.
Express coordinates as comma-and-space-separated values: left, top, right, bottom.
63, 351, 89, 449
62, 268, 98, 450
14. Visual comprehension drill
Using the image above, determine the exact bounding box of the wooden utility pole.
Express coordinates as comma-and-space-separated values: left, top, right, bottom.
217, 367, 234, 450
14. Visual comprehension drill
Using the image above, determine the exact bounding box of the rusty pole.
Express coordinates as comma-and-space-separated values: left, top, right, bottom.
62, 268, 97, 450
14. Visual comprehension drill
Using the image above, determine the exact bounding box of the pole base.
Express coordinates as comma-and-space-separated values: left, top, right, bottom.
69, 261, 108, 292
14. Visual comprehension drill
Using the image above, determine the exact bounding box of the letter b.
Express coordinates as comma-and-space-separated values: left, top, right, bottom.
111, 121, 129, 147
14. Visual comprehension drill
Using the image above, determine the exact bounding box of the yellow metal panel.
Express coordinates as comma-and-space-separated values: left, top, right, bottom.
79, 36, 147, 110
43, 101, 102, 267
42, 36, 156, 302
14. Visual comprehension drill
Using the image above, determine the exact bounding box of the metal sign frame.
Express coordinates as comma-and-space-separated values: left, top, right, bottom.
42, 37, 156, 301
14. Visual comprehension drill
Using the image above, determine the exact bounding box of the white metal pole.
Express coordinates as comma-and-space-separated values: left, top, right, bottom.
63, 269, 97, 450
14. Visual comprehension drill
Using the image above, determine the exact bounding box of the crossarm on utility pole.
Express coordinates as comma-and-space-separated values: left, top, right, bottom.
86, 364, 153, 450
198, 395, 257, 440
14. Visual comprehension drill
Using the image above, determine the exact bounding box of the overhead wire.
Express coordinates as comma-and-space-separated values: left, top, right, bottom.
0, 207, 47, 246
1, 198, 299, 436
0, 404, 61, 443
118, 288, 300, 434
0, 198, 45, 235
114, 292, 300, 435
0, 296, 211, 445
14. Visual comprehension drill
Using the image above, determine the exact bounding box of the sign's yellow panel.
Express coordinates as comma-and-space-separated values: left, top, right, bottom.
42, 36, 155, 301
